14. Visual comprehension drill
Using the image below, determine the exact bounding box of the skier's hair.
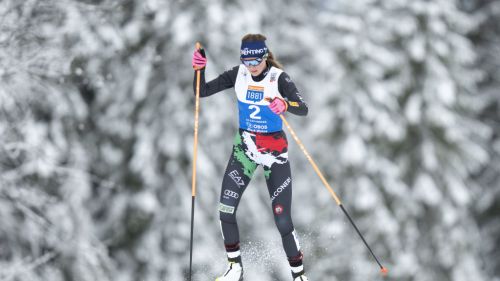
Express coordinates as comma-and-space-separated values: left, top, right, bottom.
241, 33, 283, 69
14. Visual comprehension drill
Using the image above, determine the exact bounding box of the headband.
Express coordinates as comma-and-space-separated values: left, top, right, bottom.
240, 40, 268, 59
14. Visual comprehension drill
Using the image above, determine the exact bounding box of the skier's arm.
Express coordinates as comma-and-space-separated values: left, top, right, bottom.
193, 66, 239, 97
278, 72, 308, 116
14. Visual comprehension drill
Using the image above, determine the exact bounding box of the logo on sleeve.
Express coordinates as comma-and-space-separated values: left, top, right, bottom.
246, 86, 264, 102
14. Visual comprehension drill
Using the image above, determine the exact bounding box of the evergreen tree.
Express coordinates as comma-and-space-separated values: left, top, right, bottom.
465, 0, 500, 279
307, 0, 490, 280
0, 1, 115, 280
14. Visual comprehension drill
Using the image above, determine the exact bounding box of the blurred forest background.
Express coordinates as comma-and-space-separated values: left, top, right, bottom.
0, 0, 499, 280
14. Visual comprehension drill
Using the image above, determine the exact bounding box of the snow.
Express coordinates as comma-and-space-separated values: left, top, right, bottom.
437, 79, 456, 105
354, 177, 379, 210
413, 173, 442, 206
341, 134, 366, 165
408, 35, 426, 62
405, 95, 422, 123
132, 191, 158, 214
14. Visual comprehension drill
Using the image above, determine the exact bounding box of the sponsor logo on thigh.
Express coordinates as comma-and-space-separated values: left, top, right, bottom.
223, 189, 240, 200
229, 170, 245, 188
271, 177, 291, 202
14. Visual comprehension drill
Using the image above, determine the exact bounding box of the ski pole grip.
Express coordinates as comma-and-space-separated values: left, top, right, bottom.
195, 42, 206, 58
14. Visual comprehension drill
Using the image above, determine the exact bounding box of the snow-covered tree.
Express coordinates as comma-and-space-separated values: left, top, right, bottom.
465, 0, 500, 279
0, 1, 115, 280
304, 0, 490, 280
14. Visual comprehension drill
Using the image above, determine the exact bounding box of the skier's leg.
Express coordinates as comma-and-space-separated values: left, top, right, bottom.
219, 133, 258, 264
265, 161, 306, 279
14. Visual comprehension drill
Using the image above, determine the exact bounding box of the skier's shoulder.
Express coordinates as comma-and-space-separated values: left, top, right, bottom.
277, 70, 296, 86
269, 65, 285, 76
220, 65, 240, 84
224, 65, 240, 76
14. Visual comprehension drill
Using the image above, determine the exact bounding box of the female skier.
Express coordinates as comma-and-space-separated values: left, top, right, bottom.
192, 34, 309, 281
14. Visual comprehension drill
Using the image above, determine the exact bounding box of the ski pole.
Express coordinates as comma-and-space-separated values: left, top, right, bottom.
276, 110, 388, 276
189, 42, 205, 281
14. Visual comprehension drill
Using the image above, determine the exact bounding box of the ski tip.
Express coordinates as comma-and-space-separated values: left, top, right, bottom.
380, 266, 388, 276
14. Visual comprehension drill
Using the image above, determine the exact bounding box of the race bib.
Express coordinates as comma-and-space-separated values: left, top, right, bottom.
238, 85, 281, 133
234, 66, 284, 133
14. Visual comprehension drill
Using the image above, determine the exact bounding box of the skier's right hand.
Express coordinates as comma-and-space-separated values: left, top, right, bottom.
192, 49, 206, 70
268, 97, 288, 114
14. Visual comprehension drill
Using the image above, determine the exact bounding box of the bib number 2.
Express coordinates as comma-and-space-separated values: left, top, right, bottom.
249, 105, 261, 120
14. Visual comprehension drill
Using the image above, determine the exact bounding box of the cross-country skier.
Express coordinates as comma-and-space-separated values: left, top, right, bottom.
192, 34, 309, 281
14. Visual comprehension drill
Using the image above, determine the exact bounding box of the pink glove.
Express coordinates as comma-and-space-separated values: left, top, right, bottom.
192, 50, 206, 69
268, 97, 288, 114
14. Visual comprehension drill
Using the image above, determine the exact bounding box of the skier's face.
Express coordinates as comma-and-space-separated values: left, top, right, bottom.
244, 58, 267, 76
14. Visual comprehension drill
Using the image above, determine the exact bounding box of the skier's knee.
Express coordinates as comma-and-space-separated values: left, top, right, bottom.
274, 216, 293, 236
219, 204, 237, 223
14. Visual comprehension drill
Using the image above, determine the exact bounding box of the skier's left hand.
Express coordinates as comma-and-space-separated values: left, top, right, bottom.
268, 97, 288, 114
192, 49, 207, 69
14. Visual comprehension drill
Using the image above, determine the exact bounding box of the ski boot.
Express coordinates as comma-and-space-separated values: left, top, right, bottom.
293, 274, 309, 281
215, 262, 243, 281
